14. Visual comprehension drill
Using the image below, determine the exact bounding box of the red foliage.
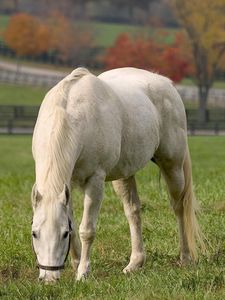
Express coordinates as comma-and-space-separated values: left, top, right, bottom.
104, 32, 194, 82
159, 33, 194, 82
104, 33, 161, 71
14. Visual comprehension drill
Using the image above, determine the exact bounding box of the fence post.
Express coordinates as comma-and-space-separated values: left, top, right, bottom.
214, 123, 219, 135
190, 123, 195, 136
7, 119, 13, 135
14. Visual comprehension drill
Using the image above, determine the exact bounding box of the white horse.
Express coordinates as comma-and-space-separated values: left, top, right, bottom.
31, 67, 204, 282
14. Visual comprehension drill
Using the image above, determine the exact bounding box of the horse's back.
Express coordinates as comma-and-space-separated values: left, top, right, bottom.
99, 68, 185, 126
99, 68, 187, 170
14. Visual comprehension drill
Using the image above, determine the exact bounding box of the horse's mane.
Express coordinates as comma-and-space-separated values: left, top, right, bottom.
40, 68, 90, 197
47, 67, 90, 108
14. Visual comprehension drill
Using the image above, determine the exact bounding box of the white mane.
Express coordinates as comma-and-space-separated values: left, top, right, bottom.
34, 67, 90, 197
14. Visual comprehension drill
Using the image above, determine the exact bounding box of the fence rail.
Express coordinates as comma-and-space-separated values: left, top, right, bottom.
0, 68, 63, 87
1, 105, 225, 135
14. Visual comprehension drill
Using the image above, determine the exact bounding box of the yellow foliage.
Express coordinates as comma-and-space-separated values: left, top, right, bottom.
173, 0, 225, 76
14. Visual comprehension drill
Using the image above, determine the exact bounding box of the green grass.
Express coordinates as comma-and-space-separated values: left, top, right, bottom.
91, 21, 177, 47
0, 136, 224, 299
0, 14, 8, 32
181, 78, 225, 90
0, 83, 48, 105
0, 81, 224, 108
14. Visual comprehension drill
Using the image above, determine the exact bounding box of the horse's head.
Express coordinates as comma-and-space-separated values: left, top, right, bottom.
31, 184, 73, 283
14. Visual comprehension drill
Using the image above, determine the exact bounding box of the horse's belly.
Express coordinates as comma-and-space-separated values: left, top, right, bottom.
106, 124, 159, 181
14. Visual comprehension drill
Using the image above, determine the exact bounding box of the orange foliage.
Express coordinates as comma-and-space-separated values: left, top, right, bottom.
36, 23, 51, 54
47, 11, 94, 62
3, 11, 94, 63
4, 13, 51, 56
47, 11, 74, 60
104, 32, 193, 82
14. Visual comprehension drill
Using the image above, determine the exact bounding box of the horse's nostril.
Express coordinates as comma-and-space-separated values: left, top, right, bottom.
38, 277, 44, 282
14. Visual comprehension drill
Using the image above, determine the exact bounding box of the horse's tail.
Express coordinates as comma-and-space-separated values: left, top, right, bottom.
182, 146, 205, 260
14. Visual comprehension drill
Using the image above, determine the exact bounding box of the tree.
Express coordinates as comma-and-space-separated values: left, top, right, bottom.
104, 32, 192, 83
104, 33, 161, 70
172, 0, 225, 123
47, 11, 94, 64
4, 13, 51, 57
159, 32, 194, 82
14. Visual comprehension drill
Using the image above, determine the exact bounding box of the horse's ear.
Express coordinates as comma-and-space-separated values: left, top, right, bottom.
31, 183, 42, 210
59, 184, 70, 206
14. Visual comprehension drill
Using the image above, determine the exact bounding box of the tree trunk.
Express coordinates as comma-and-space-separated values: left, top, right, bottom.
198, 85, 209, 124
80, 1, 86, 18
128, 1, 135, 23
13, 0, 19, 13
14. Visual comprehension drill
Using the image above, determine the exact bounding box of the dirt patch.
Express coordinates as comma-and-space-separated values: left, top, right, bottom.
0, 266, 19, 283
0, 266, 37, 283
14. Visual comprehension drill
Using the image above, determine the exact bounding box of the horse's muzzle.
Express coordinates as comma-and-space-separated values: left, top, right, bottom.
39, 269, 60, 283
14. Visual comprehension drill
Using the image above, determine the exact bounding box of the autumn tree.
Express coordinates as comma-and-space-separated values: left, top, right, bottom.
4, 11, 94, 67
159, 32, 194, 82
4, 13, 51, 58
104, 33, 161, 70
104, 32, 192, 82
47, 11, 94, 64
172, 0, 225, 123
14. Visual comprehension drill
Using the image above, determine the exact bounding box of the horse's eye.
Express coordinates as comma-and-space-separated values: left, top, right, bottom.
63, 231, 69, 239
32, 231, 37, 239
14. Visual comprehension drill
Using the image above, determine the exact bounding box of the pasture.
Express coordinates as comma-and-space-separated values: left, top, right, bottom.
0, 83, 47, 106
0, 14, 177, 47
0, 135, 224, 299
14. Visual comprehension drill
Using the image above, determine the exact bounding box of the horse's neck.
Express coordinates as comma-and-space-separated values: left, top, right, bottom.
35, 107, 81, 196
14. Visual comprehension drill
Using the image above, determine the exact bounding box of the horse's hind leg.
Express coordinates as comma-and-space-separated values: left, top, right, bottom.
154, 147, 203, 264
112, 176, 146, 273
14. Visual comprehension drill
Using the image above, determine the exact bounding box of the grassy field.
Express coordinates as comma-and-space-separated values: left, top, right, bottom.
0, 83, 48, 105
0, 14, 176, 47
180, 79, 225, 90
1, 81, 225, 107
0, 136, 224, 299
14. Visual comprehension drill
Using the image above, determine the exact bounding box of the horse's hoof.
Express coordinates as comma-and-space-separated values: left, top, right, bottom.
76, 263, 90, 281
76, 272, 88, 281
176, 255, 193, 267
180, 254, 193, 266
122, 263, 142, 274
123, 252, 146, 274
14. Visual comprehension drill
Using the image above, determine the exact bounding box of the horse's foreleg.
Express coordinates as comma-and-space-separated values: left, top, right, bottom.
70, 229, 81, 271
112, 176, 145, 273
77, 170, 105, 281
68, 201, 81, 271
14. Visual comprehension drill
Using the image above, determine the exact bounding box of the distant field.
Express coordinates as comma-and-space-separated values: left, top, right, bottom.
0, 136, 224, 299
0, 83, 47, 105
91, 21, 177, 47
181, 78, 225, 90
0, 14, 8, 31
0, 14, 177, 47
0, 81, 224, 108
